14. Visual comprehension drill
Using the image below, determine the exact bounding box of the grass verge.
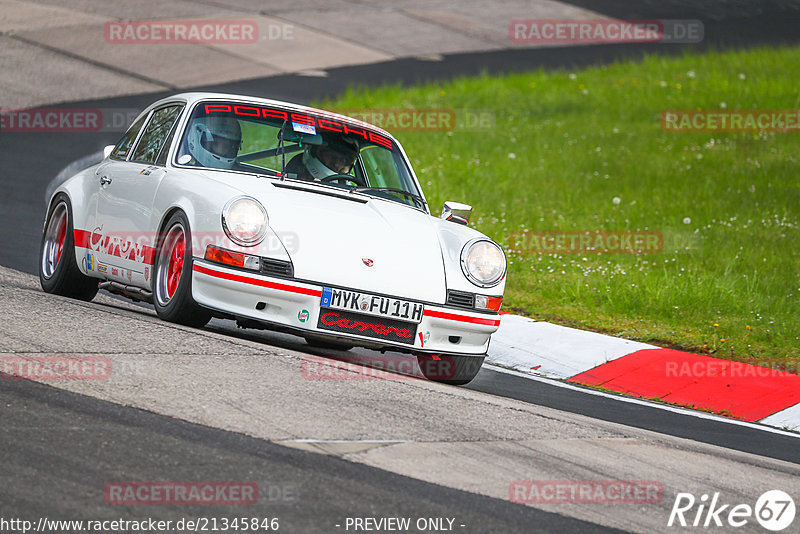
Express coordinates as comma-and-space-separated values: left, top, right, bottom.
318, 45, 799, 367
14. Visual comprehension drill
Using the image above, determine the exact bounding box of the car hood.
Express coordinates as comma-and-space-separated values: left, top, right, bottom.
259, 181, 446, 303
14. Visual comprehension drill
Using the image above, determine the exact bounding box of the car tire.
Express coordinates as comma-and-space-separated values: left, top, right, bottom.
416, 353, 485, 385
153, 211, 211, 328
39, 194, 99, 301
304, 336, 354, 351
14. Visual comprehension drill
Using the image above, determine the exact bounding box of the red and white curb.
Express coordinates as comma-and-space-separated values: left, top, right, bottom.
487, 314, 800, 432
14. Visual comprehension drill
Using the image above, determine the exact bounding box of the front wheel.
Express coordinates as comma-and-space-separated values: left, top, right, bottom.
416, 354, 485, 386
153, 211, 211, 328
39, 194, 98, 301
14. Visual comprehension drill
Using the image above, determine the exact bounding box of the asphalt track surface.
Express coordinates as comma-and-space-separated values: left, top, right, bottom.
2, 2, 800, 532
1, 377, 618, 533
209, 324, 800, 466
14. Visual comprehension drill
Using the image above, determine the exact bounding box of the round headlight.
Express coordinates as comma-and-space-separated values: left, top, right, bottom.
461, 239, 506, 287
222, 196, 268, 246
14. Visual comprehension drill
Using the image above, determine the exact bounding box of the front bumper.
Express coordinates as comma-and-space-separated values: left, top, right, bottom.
191, 259, 499, 355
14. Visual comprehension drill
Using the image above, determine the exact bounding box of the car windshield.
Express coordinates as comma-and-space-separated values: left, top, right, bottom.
176, 101, 425, 209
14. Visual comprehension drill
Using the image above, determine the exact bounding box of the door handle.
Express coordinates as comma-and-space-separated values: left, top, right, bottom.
99, 176, 112, 186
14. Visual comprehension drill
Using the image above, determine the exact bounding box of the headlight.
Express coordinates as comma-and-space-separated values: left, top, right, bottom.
222, 196, 268, 246
461, 239, 506, 287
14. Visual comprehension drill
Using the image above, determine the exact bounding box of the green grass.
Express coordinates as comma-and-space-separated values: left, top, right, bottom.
317, 46, 800, 366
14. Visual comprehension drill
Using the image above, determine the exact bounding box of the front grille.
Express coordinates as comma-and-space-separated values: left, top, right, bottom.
446, 290, 474, 309
260, 257, 294, 278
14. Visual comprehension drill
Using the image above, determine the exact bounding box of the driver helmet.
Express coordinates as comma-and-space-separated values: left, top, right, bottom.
186, 116, 242, 169
302, 135, 359, 180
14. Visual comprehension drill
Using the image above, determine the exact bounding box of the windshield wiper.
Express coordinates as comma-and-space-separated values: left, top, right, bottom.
350, 187, 425, 208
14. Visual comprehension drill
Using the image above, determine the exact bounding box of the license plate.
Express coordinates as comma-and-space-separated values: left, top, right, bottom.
320, 287, 424, 323
317, 308, 418, 345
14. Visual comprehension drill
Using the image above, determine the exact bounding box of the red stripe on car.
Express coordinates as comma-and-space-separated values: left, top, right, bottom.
74, 229, 91, 248
193, 263, 322, 297
423, 309, 501, 326
73, 229, 156, 265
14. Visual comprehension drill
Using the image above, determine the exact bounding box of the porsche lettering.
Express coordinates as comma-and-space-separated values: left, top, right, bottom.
316, 310, 417, 345
320, 312, 412, 338
202, 103, 393, 149
88, 227, 153, 264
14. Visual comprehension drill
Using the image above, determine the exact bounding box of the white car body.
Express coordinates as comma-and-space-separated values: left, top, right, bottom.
46, 92, 506, 365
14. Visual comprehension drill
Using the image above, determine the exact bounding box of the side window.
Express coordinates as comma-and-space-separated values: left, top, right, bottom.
360, 146, 402, 188
155, 118, 181, 166
131, 105, 183, 164
110, 115, 147, 160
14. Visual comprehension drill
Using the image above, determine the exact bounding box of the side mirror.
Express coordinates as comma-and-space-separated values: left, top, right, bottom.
441, 201, 472, 225
103, 145, 115, 159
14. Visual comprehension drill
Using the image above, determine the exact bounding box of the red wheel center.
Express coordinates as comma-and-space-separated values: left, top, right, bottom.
55, 217, 66, 265
166, 234, 184, 298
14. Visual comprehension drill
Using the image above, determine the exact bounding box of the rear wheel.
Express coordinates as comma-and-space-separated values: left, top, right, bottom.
153, 211, 211, 328
416, 354, 485, 385
39, 194, 98, 301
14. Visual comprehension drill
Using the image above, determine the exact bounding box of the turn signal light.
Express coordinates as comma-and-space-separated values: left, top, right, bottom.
475, 295, 503, 312
205, 245, 245, 268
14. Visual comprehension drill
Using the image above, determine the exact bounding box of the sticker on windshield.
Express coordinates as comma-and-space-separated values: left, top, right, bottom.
292, 121, 316, 136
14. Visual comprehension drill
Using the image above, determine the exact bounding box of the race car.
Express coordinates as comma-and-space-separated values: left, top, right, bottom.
39, 93, 506, 385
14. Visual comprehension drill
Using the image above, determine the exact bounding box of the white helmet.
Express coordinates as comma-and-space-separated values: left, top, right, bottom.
187, 116, 242, 169
302, 136, 359, 180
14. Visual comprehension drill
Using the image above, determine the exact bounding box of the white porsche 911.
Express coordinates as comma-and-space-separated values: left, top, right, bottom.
39, 93, 506, 384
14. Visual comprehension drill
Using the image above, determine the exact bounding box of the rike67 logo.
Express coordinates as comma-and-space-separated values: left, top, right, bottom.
668, 490, 795, 531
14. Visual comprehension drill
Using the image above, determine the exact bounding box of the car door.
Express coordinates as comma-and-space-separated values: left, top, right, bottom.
94, 104, 184, 286
86, 112, 148, 279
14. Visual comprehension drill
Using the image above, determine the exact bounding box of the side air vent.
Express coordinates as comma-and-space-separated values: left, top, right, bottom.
446, 290, 474, 309
260, 257, 294, 278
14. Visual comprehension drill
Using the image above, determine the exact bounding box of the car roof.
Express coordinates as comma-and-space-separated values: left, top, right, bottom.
148, 92, 395, 140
